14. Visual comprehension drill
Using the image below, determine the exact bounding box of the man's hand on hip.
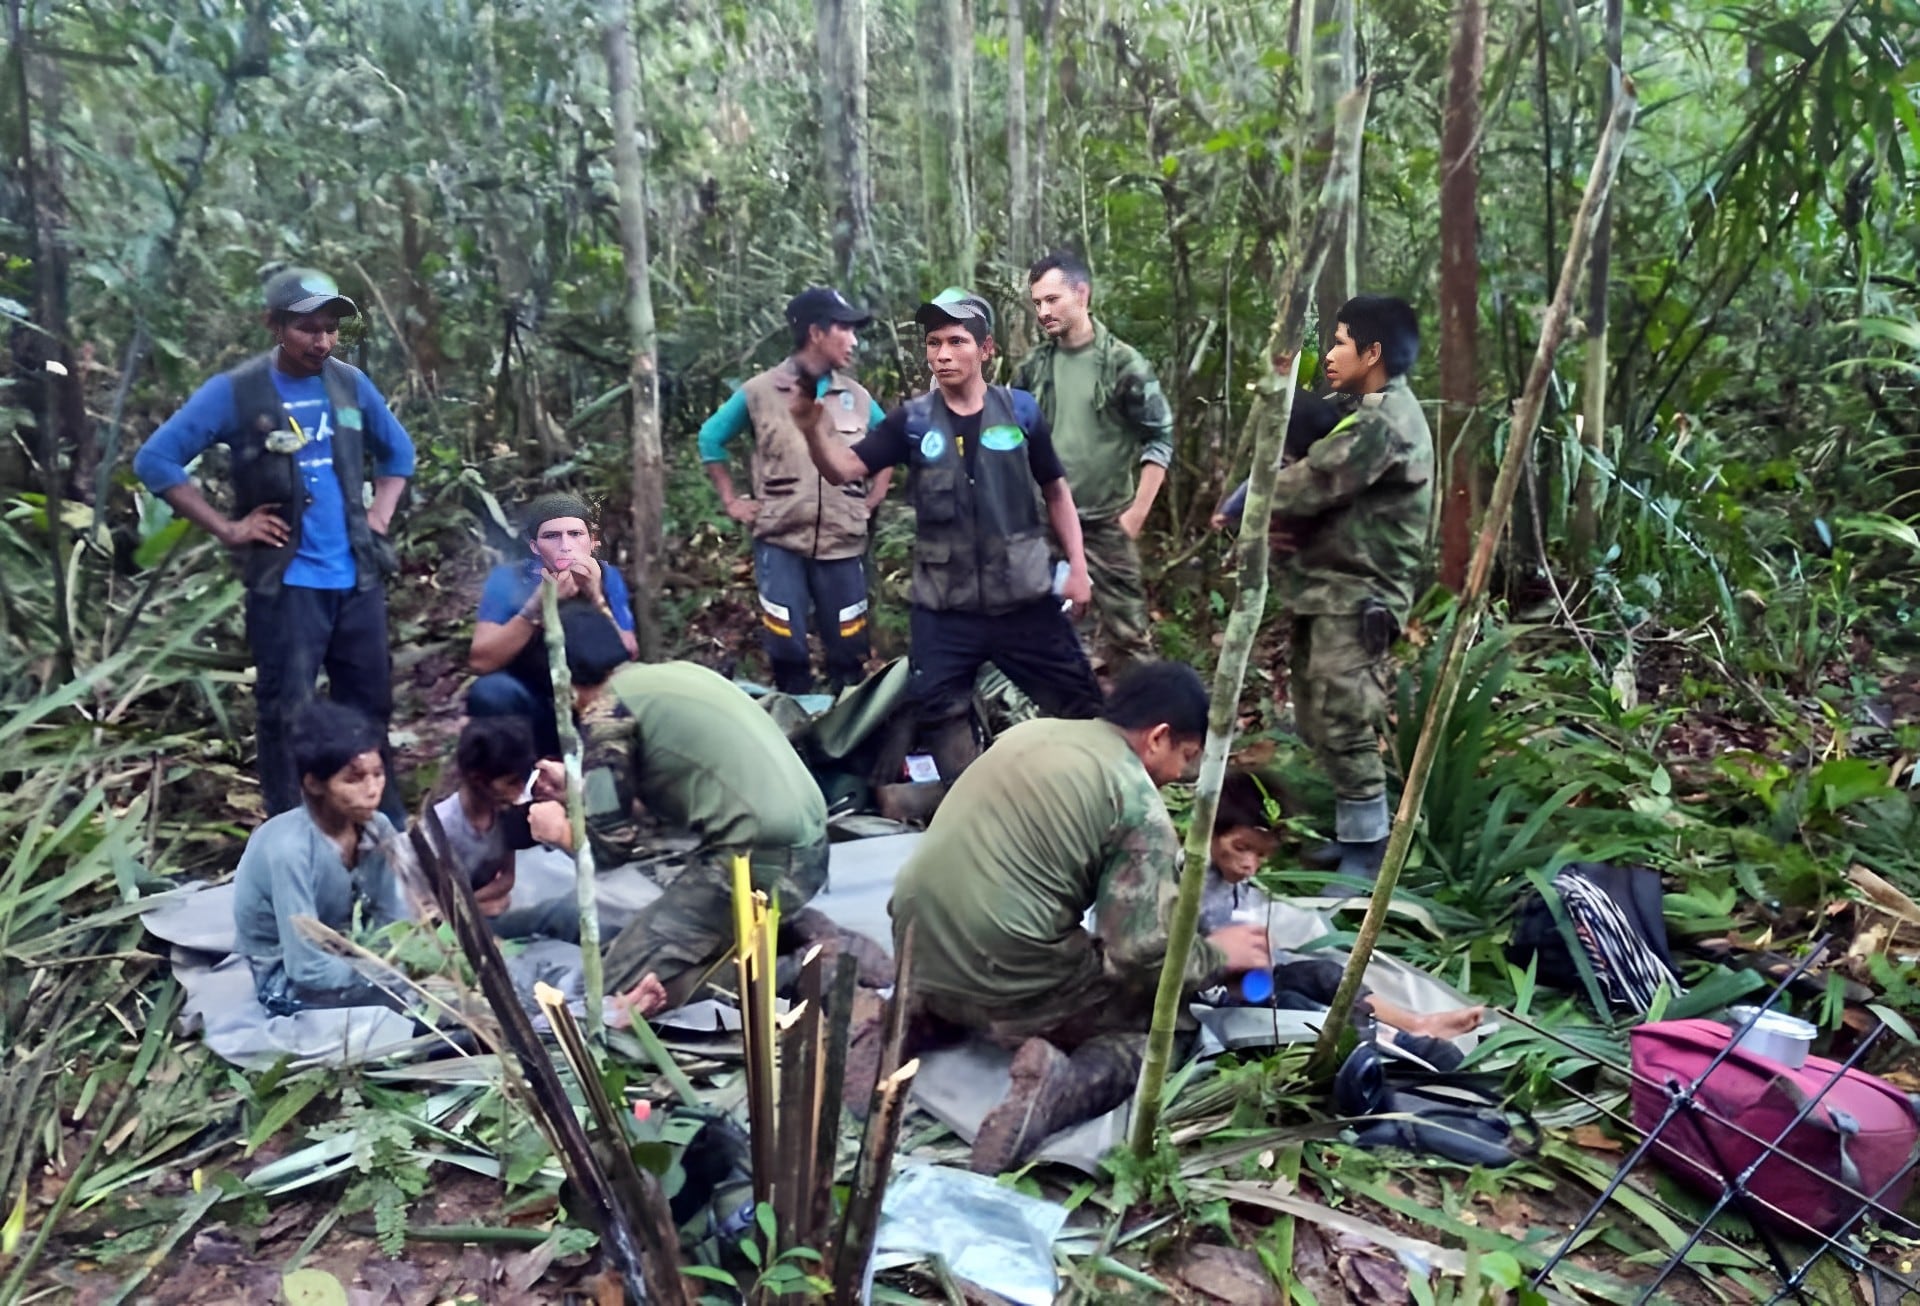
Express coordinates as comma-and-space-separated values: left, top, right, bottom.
224, 503, 290, 549
1117, 503, 1149, 539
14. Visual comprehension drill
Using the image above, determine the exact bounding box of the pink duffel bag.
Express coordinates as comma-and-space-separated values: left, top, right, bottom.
1629, 1018, 1920, 1235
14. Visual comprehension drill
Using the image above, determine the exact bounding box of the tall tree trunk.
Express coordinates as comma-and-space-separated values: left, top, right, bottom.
917, 0, 975, 286
7, 0, 80, 679
1311, 0, 1357, 356
1131, 86, 1373, 1157
1031, 0, 1060, 243
1437, 0, 1486, 591
602, 0, 663, 658
1310, 90, 1637, 1080
1569, 0, 1622, 562
817, 0, 875, 291
1006, 0, 1030, 268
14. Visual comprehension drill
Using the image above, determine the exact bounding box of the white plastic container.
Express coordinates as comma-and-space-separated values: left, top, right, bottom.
1726, 1005, 1817, 1068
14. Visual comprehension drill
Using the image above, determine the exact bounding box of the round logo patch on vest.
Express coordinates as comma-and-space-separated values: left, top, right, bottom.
920, 430, 947, 460
980, 424, 1025, 452
841, 391, 855, 411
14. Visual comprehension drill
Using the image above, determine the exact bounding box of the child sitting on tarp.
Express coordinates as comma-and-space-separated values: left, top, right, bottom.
432, 716, 669, 1026
233, 701, 409, 1015
1199, 770, 1483, 1063
431, 716, 581, 942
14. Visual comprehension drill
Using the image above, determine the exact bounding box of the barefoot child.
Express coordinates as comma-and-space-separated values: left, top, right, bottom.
1201, 771, 1484, 1054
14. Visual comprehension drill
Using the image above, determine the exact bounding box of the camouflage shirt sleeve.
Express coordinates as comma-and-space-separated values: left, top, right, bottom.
1091, 778, 1226, 989
579, 693, 643, 867
1266, 408, 1399, 521
1012, 350, 1039, 393
1114, 347, 1175, 468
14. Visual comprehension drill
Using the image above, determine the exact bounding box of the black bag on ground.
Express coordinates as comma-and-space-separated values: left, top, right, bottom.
1332, 1040, 1538, 1167
1507, 861, 1683, 1015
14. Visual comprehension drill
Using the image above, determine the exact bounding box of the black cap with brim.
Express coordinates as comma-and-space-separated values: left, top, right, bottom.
264, 267, 359, 319
785, 286, 871, 329
915, 287, 994, 335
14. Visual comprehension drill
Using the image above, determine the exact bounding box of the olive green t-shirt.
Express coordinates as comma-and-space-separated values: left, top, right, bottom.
889, 718, 1224, 1006
581, 661, 827, 861
1045, 341, 1138, 518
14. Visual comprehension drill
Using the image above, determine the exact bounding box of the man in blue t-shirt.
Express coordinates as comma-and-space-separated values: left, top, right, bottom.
467, 492, 637, 755
133, 268, 415, 821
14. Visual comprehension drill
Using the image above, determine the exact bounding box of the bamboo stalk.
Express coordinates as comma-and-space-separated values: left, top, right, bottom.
733, 856, 780, 1214
813, 951, 860, 1236
1129, 84, 1374, 1157
535, 981, 688, 1276
778, 949, 827, 1250
540, 576, 603, 1037
413, 809, 677, 1304
1308, 86, 1638, 1078
873, 924, 915, 1099
832, 1058, 922, 1304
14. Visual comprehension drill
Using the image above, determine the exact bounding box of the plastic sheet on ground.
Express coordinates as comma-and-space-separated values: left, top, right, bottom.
868, 1163, 1070, 1306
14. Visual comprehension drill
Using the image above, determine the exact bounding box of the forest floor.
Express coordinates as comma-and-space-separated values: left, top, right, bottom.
18, 507, 1920, 1306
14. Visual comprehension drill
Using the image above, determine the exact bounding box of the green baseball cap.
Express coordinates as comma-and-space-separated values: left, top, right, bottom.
915, 287, 994, 335
264, 267, 358, 318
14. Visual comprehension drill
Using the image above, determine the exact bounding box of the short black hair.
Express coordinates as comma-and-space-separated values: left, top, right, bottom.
1285, 390, 1344, 463
1103, 661, 1209, 739
291, 700, 385, 784
456, 716, 539, 783
1335, 295, 1420, 378
1027, 248, 1091, 288
559, 606, 632, 688
1215, 770, 1279, 836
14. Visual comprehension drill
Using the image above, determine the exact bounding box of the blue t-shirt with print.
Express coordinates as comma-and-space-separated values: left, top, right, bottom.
133, 361, 416, 590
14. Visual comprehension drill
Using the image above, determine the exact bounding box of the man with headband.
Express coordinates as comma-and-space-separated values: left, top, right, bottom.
467, 492, 637, 755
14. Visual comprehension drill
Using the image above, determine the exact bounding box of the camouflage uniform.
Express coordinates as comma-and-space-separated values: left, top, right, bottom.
1014, 321, 1174, 676
1270, 376, 1434, 842
885, 716, 1221, 1170
578, 662, 831, 1006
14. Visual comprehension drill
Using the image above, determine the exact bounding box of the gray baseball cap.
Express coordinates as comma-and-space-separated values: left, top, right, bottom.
915, 287, 994, 335
264, 268, 358, 318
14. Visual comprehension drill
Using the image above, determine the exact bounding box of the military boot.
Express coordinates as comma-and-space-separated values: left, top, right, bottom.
969, 1035, 1141, 1174
1322, 795, 1390, 886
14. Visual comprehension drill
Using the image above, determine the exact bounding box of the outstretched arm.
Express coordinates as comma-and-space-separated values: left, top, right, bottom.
787, 389, 874, 486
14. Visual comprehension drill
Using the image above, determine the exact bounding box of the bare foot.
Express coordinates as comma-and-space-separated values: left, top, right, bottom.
1400, 1005, 1486, 1039
606, 973, 669, 1029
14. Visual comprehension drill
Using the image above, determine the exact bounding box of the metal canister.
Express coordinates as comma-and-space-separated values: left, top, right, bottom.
1726, 1005, 1818, 1068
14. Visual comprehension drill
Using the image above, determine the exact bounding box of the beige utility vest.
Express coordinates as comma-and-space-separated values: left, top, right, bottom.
739, 359, 876, 560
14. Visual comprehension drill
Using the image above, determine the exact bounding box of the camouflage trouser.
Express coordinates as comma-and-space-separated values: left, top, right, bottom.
601, 835, 830, 1007
1289, 613, 1393, 804
1079, 515, 1154, 676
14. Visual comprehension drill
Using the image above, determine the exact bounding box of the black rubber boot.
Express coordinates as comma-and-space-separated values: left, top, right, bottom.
1331, 837, 1388, 883
1300, 840, 1344, 871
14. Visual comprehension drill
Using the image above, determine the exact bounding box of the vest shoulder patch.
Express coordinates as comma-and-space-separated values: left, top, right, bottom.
338, 408, 363, 429
980, 424, 1025, 451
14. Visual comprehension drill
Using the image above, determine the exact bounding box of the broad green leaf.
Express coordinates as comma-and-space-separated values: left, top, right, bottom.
282, 1269, 349, 1306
